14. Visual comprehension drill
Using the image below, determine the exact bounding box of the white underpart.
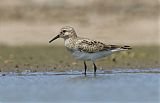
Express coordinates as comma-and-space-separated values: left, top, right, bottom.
69, 49, 123, 61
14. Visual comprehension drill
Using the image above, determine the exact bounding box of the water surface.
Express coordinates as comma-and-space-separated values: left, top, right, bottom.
0, 68, 160, 103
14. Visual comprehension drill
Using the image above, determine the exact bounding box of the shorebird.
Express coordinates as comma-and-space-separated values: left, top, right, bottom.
49, 26, 131, 75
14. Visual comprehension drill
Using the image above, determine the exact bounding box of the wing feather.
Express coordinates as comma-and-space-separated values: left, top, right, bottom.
75, 38, 131, 53
75, 39, 110, 53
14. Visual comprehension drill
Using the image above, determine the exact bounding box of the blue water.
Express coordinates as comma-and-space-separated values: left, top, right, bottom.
0, 68, 160, 103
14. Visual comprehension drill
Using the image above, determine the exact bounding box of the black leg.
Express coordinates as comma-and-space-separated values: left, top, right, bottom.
84, 61, 87, 75
93, 62, 97, 75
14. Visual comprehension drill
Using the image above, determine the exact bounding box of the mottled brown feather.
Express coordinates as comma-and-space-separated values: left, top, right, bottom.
74, 38, 131, 53
74, 38, 111, 53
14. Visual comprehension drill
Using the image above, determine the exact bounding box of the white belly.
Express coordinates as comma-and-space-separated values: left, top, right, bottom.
70, 50, 113, 61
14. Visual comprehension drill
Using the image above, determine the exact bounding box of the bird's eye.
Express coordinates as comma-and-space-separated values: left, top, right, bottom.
62, 30, 66, 33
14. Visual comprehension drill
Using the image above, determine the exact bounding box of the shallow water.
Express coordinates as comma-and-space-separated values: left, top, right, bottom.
0, 68, 160, 103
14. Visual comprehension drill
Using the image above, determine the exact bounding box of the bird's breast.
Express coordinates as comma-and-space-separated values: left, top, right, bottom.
64, 38, 76, 50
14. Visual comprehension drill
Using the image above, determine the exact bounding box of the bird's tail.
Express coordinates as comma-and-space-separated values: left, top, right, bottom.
108, 45, 132, 52
120, 45, 132, 50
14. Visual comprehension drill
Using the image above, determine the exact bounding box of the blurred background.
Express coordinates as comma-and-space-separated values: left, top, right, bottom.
0, 0, 159, 46
0, 1, 159, 102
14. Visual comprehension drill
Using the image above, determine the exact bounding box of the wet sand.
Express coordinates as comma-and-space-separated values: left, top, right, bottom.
0, 45, 159, 72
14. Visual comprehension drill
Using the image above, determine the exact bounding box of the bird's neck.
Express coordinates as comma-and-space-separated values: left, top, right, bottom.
64, 37, 77, 49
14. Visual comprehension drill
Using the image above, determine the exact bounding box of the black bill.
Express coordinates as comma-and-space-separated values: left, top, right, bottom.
49, 35, 60, 43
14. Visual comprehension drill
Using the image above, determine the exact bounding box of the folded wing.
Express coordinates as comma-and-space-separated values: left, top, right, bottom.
76, 38, 131, 53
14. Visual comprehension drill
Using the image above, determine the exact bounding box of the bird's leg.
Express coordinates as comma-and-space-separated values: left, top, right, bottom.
93, 62, 97, 75
83, 61, 87, 75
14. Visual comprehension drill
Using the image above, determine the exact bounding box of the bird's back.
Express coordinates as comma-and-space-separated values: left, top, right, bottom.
65, 36, 131, 53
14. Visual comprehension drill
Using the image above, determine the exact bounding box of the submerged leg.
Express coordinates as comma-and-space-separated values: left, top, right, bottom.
93, 62, 97, 75
84, 61, 87, 75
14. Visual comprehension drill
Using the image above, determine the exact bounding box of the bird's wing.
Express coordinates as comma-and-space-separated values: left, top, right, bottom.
75, 38, 131, 53
75, 38, 114, 53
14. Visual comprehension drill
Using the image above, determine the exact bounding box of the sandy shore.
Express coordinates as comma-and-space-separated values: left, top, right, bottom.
0, 0, 159, 46
0, 17, 159, 46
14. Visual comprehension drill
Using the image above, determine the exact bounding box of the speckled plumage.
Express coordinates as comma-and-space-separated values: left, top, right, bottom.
49, 26, 132, 75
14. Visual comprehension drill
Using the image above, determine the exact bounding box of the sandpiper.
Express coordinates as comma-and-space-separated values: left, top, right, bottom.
49, 26, 131, 75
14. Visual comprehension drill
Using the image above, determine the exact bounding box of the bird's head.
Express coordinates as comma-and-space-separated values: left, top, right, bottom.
49, 26, 77, 43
